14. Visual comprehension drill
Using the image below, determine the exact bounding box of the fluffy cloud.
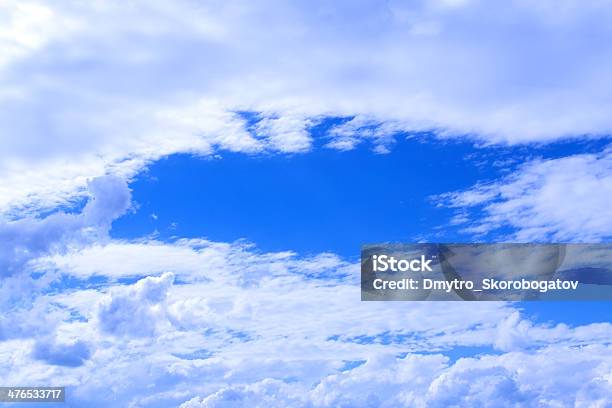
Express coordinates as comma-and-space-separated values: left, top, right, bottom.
98, 272, 174, 337
3, 237, 606, 406
179, 345, 612, 408
1, 168, 607, 406
436, 147, 612, 241
3, 0, 612, 214
253, 115, 314, 153
40, 240, 516, 356
180, 379, 306, 408
37, 240, 612, 354
421, 346, 612, 408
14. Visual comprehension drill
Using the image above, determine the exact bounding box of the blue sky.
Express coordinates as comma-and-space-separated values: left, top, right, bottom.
113, 131, 487, 254
114, 122, 611, 255
1, 1, 612, 407
109, 134, 611, 328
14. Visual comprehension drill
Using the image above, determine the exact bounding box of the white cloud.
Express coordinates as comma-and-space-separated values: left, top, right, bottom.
1, 234, 610, 406
2, 0, 612, 214
180, 379, 306, 408
41, 240, 508, 348
0, 100, 260, 215
324, 116, 401, 154
437, 147, 612, 241
0, 1, 76, 68
1, 2, 611, 405
0, 231, 612, 407
97, 272, 174, 337
37, 239, 612, 354
253, 115, 313, 153
180, 345, 612, 408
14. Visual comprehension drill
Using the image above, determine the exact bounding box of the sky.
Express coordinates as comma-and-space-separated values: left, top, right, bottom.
1, 1, 612, 407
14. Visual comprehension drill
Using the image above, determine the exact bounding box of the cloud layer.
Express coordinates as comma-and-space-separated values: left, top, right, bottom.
3, 0, 612, 214
1, 231, 608, 406
0, 178, 609, 406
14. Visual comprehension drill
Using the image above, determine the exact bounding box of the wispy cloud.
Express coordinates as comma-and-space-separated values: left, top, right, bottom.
436, 147, 612, 242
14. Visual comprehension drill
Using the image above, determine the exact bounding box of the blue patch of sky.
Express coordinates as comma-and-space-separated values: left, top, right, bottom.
329, 335, 503, 364
172, 349, 214, 361
112, 118, 610, 257
397, 345, 501, 365
40, 274, 109, 295
518, 301, 612, 327
328, 330, 445, 348
339, 359, 366, 371
108, 117, 612, 327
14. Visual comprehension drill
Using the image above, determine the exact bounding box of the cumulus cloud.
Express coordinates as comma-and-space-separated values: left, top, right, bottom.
180, 345, 612, 408
436, 147, 612, 241
0, 235, 610, 406
180, 379, 306, 408
38, 239, 612, 353
493, 312, 532, 352
3, 0, 612, 214
40, 239, 514, 353
98, 272, 174, 337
